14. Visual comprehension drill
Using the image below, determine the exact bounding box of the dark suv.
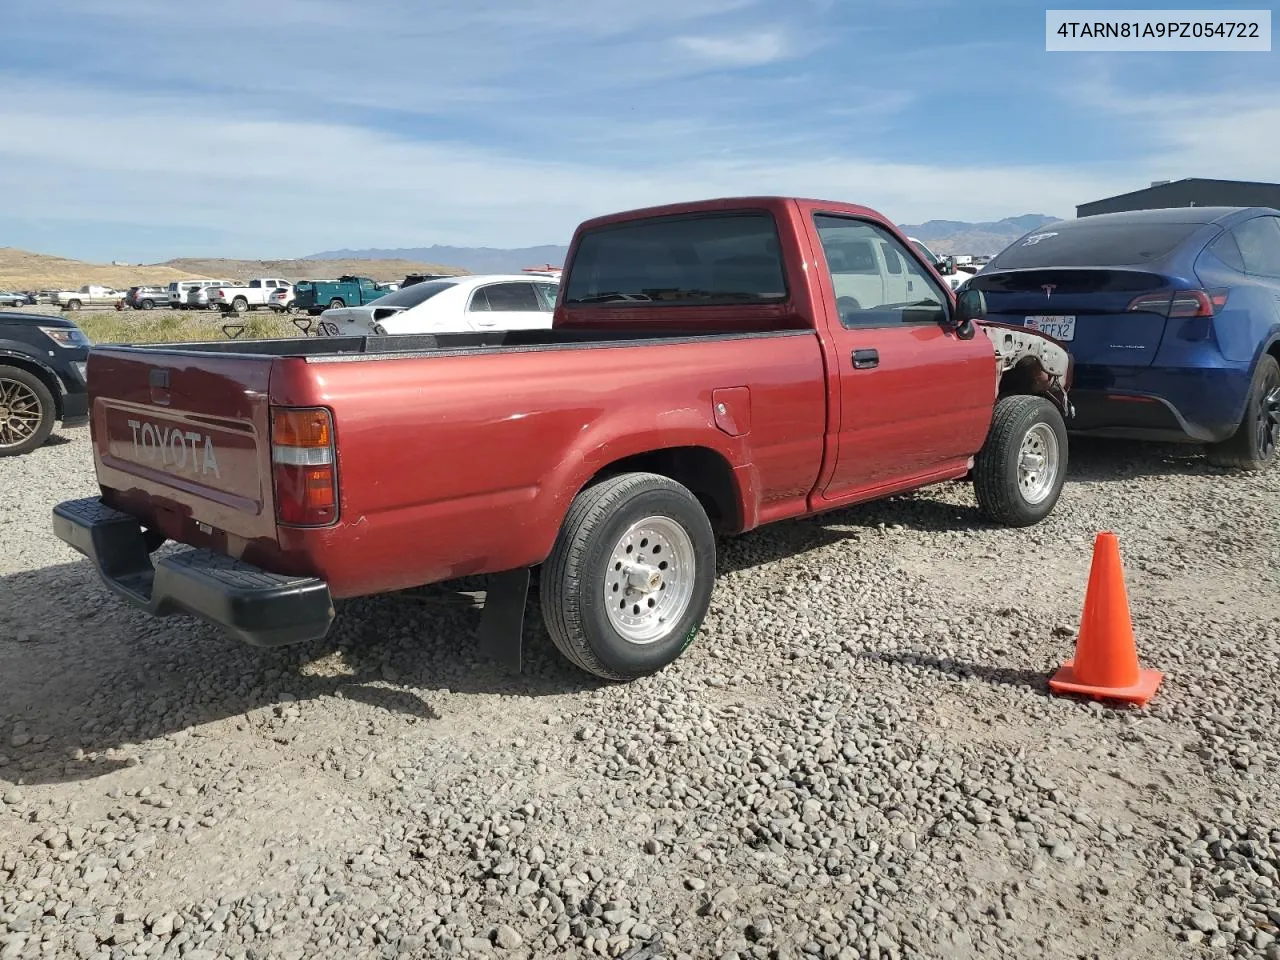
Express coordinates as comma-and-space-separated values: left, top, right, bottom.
0, 310, 92, 456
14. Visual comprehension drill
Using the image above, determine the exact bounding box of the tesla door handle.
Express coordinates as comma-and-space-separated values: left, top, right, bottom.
852, 348, 880, 369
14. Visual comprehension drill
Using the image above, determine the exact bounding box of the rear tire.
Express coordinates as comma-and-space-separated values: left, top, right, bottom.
0, 365, 56, 457
232, 297, 248, 314
140, 299, 154, 310
973, 395, 1068, 527
329, 298, 345, 310
65, 300, 81, 311
541, 472, 716, 681
1206, 354, 1279, 471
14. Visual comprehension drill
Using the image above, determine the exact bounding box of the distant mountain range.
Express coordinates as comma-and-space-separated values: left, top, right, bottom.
897, 214, 1062, 256
304, 215, 1062, 270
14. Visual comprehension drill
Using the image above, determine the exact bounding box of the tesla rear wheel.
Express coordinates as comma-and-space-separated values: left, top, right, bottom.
1206, 354, 1280, 471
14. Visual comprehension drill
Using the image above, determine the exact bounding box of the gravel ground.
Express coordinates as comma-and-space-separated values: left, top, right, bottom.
1, 427, 1278, 960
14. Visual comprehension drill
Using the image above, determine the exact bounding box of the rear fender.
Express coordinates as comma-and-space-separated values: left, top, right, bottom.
533, 417, 751, 563
978, 322, 1073, 418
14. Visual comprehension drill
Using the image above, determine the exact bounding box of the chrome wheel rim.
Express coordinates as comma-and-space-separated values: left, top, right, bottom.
1257, 385, 1280, 460
0, 378, 43, 449
603, 515, 696, 645
1017, 422, 1059, 505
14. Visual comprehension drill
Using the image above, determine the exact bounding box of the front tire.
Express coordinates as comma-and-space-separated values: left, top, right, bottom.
1206, 354, 1279, 470
0, 365, 56, 457
973, 395, 1068, 527
541, 472, 716, 681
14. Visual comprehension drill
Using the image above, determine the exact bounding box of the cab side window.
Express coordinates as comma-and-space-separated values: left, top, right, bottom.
814, 215, 949, 328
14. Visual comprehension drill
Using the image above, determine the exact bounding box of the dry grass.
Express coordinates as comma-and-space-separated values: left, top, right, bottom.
77, 310, 302, 344
0, 248, 469, 292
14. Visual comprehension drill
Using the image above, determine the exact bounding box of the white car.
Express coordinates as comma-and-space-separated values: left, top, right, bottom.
317, 274, 559, 337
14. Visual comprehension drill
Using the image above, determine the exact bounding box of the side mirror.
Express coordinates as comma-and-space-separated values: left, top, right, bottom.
951, 288, 986, 340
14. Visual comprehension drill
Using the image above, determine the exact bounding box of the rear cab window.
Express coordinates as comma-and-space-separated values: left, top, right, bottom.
562, 211, 788, 306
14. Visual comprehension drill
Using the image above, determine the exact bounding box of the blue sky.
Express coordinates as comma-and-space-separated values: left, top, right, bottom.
1, 0, 1277, 261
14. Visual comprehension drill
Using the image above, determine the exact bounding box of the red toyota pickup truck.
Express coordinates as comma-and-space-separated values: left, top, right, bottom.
53, 196, 1073, 681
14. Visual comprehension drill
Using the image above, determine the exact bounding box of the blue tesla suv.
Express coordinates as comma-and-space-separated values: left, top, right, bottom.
969, 206, 1280, 469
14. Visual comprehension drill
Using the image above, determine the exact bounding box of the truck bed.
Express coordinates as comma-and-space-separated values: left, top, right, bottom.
84, 325, 830, 598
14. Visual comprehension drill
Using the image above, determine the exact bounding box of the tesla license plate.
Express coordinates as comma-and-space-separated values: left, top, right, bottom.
1024, 315, 1076, 341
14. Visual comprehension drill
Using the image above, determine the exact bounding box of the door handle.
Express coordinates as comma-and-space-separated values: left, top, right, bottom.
852, 348, 880, 369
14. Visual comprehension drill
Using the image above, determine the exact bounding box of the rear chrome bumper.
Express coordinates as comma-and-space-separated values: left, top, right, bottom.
52, 497, 334, 647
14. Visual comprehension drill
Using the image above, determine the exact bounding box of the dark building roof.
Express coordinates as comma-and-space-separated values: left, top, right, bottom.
1077, 178, 1280, 218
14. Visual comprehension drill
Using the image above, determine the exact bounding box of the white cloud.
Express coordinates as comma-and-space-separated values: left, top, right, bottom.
0, 84, 1138, 258
675, 30, 792, 66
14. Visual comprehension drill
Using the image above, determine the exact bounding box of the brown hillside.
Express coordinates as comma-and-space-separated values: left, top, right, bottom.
0, 248, 213, 291
0, 248, 472, 292
161, 258, 470, 283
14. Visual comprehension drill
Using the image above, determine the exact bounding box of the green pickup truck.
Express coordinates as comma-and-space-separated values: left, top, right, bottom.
294, 276, 391, 316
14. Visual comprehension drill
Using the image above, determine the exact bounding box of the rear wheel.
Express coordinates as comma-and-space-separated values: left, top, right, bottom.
973, 395, 1068, 527
232, 296, 248, 314
140, 299, 154, 310
0, 365, 56, 457
541, 472, 716, 681
65, 300, 81, 311
329, 298, 345, 310
1206, 354, 1279, 470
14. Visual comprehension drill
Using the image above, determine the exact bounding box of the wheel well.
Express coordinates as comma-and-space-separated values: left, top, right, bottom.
583, 446, 742, 533
0, 355, 63, 418
1268, 341, 1280, 365
998, 357, 1069, 418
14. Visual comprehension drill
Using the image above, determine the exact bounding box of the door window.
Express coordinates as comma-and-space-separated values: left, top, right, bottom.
814, 215, 949, 328
1232, 217, 1280, 278
534, 283, 559, 310
481, 282, 541, 311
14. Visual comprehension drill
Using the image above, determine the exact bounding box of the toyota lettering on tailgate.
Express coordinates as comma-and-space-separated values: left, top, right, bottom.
126, 419, 221, 478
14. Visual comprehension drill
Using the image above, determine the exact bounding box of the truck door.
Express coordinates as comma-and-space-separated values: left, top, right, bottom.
807, 212, 995, 501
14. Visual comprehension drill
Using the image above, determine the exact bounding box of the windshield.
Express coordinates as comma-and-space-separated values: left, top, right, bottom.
988, 219, 1205, 269
910, 239, 939, 262
368, 278, 460, 308
563, 211, 788, 305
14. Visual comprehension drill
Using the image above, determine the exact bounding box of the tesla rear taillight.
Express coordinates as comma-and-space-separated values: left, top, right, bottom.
1126, 288, 1228, 318
271, 407, 338, 526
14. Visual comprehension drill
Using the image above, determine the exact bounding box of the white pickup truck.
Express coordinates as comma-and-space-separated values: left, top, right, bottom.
207, 278, 293, 314
54, 285, 126, 311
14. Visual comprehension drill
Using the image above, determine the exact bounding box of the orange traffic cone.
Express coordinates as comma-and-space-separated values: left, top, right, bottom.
1048, 531, 1162, 706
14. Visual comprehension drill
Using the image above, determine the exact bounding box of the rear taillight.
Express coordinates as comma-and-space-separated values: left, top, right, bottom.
1126, 288, 1228, 318
271, 407, 338, 526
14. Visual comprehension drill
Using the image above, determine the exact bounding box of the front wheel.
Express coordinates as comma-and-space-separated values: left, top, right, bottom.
973, 395, 1068, 527
1205, 354, 1279, 470
541, 472, 716, 681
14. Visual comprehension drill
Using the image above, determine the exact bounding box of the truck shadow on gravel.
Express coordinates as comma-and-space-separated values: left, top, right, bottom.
0, 563, 603, 786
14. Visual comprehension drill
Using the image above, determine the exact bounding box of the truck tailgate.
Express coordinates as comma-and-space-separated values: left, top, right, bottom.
89, 347, 279, 546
